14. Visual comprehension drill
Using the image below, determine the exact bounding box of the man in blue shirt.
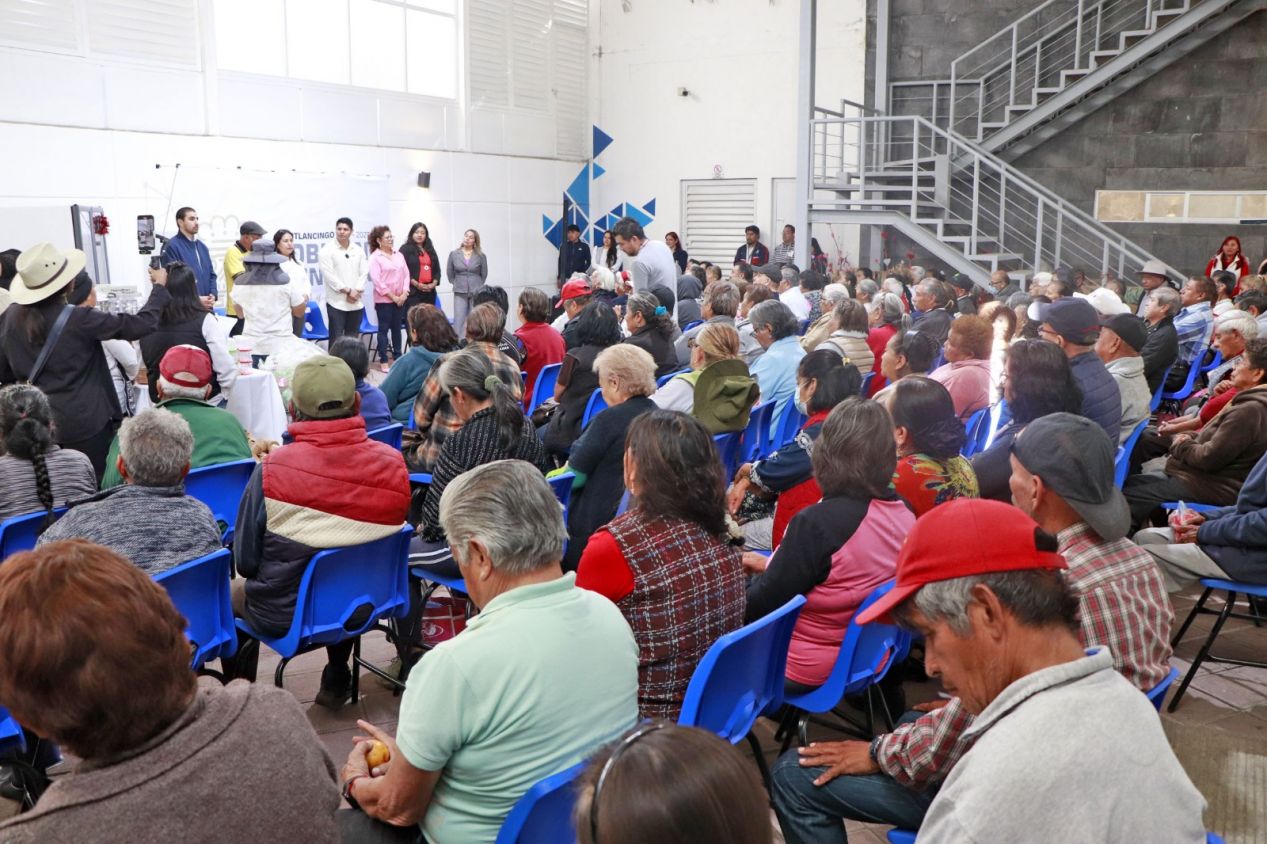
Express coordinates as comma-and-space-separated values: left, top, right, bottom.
749, 299, 806, 431
1172, 276, 1217, 367
160, 206, 217, 307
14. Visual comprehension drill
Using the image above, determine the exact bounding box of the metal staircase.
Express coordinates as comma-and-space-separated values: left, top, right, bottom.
807, 102, 1177, 284
889, 0, 1265, 160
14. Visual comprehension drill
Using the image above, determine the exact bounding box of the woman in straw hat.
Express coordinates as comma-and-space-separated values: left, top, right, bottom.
0, 244, 170, 479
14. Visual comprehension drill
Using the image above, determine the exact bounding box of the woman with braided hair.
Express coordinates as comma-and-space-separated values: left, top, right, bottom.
883, 375, 979, 516
622, 291, 679, 378
410, 346, 552, 578
0, 384, 96, 523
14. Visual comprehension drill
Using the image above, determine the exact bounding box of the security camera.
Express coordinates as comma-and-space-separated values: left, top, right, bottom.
677, 87, 690, 97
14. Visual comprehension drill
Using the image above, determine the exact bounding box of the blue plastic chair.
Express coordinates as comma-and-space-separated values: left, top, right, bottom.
678, 595, 806, 785
0, 706, 25, 754
1150, 365, 1173, 413
302, 300, 329, 342
740, 400, 775, 464
796, 318, 810, 336
615, 490, 631, 517
153, 548, 237, 672
655, 368, 690, 388
682, 320, 704, 333
0, 508, 65, 560
886, 832, 916, 844
1167, 578, 1267, 712
1114, 418, 1149, 488
367, 423, 404, 450
213, 306, 227, 317
494, 761, 585, 844
528, 363, 563, 414
581, 388, 607, 429
969, 399, 1008, 454
776, 581, 907, 749
859, 371, 874, 396
359, 310, 379, 356
1200, 348, 1223, 374
410, 472, 433, 486
1162, 347, 1208, 402
1146, 666, 1180, 713
713, 432, 742, 479
960, 407, 989, 458
548, 471, 576, 511
236, 525, 413, 697
769, 403, 807, 455
183, 459, 257, 545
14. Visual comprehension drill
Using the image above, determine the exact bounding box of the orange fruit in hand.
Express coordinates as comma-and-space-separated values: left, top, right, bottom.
366, 740, 391, 770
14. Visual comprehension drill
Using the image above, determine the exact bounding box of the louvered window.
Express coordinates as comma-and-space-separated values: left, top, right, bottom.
682, 179, 759, 265
552, 0, 586, 159
0, 0, 80, 53
0, 0, 200, 67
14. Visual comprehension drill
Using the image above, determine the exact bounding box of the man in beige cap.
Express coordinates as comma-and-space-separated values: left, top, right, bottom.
1134, 258, 1172, 317
225, 355, 411, 708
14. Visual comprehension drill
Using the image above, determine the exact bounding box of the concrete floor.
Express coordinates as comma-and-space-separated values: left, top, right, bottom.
248, 582, 1267, 844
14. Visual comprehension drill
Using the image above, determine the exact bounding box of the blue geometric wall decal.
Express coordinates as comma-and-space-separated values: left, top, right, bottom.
611, 204, 627, 220
643, 198, 656, 217
606, 213, 619, 229
593, 163, 606, 180
566, 164, 590, 212
593, 126, 614, 159
543, 217, 564, 249
626, 203, 653, 228
567, 207, 589, 229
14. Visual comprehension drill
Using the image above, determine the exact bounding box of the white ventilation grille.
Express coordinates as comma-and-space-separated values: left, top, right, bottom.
87, 0, 201, 68
682, 179, 759, 265
467, 0, 510, 107
0, 0, 81, 53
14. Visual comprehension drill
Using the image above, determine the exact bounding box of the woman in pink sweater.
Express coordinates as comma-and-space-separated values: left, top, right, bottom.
743, 398, 914, 691
368, 225, 410, 371
928, 314, 993, 421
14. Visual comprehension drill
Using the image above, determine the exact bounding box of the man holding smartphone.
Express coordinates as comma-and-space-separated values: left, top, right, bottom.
160, 206, 218, 310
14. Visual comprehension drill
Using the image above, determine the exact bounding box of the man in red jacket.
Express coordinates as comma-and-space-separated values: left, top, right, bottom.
226, 355, 411, 708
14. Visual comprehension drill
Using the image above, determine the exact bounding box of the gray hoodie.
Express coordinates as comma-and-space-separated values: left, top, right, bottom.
1105, 355, 1151, 445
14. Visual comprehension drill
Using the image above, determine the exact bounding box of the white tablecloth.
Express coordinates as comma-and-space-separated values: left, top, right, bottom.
136, 370, 289, 443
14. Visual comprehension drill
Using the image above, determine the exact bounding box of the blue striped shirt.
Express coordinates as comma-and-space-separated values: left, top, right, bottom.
1172, 302, 1213, 364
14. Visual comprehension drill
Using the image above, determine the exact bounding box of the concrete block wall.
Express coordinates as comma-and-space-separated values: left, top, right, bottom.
866, 0, 1267, 278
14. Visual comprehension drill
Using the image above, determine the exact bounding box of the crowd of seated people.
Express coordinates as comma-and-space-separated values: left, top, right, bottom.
0, 231, 1256, 844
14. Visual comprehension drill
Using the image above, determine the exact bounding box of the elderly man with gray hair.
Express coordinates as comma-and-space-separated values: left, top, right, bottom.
773, 497, 1207, 844
674, 280, 757, 366
38, 407, 222, 574
337, 460, 638, 844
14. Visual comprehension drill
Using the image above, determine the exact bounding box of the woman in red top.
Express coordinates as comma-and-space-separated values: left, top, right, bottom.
576, 410, 745, 720
885, 376, 979, 516
1206, 235, 1250, 292
865, 291, 905, 397
401, 221, 441, 312
513, 288, 565, 408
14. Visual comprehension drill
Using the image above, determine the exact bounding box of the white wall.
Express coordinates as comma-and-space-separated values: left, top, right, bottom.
592, 0, 867, 268
0, 120, 574, 321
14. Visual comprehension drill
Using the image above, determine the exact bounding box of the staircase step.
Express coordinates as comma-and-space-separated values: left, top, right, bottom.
1033, 86, 1063, 97
1059, 68, 1091, 85
1091, 49, 1121, 66
980, 121, 1009, 130
1006, 104, 1036, 118
1151, 9, 1186, 27
970, 253, 1023, 262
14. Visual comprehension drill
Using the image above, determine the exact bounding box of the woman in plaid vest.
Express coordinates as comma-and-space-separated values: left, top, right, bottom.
576, 410, 746, 720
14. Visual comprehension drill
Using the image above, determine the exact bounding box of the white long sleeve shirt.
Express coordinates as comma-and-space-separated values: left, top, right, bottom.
319, 240, 368, 311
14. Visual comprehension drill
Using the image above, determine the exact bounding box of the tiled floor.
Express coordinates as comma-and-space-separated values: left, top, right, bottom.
246, 582, 1267, 843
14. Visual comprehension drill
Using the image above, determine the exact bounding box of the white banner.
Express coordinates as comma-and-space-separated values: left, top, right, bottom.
155, 167, 389, 302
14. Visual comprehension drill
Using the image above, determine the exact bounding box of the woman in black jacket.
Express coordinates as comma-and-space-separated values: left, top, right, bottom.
400, 222, 441, 314
139, 263, 238, 404
623, 291, 680, 378
0, 244, 170, 479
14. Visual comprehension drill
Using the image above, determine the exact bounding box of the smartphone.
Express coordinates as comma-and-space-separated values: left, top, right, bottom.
137, 215, 156, 254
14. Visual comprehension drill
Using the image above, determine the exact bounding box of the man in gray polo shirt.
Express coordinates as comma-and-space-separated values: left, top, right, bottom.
611, 216, 677, 315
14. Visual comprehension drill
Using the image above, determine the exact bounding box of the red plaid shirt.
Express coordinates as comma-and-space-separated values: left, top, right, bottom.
875, 522, 1174, 789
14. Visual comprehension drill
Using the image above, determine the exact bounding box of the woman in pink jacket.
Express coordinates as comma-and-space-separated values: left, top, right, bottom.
743, 398, 914, 692
368, 225, 410, 371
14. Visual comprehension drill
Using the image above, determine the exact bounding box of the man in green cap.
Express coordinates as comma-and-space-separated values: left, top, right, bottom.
225, 355, 412, 708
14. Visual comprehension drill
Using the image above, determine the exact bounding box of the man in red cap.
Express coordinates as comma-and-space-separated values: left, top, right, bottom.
773, 497, 1206, 844
552, 276, 594, 349
100, 345, 252, 489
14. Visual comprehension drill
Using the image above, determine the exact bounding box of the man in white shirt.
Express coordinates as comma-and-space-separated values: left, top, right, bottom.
318, 217, 367, 339
778, 266, 811, 321
611, 216, 677, 315
770, 224, 796, 267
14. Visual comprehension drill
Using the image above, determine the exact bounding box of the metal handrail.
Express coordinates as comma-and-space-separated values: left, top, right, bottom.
809, 113, 1175, 278
943, 0, 1194, 140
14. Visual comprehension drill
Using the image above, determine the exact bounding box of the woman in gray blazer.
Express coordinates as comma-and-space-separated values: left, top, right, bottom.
446, 228, 488, 336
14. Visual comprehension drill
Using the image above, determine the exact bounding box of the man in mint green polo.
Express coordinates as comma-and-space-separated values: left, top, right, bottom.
101, 345, 251, 489
337, 460, 638, 844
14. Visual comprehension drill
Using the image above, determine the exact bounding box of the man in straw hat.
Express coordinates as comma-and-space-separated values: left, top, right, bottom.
771, 414, 1186, 843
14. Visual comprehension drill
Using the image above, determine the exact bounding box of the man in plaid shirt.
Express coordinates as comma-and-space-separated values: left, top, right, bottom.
771, 413, 1174, 843
1165, 277, 1217, 391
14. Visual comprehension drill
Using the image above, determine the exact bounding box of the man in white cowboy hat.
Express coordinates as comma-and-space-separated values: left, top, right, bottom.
0, 243, 170, 478
1134, 259, 1173, 317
